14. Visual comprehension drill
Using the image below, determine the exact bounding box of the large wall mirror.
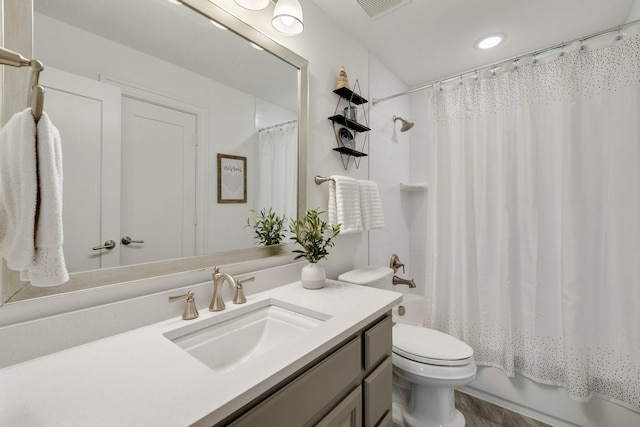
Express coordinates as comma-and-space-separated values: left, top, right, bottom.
3, 0, 308, 303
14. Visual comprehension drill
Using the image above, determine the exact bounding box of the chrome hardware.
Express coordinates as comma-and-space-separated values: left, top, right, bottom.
93, 239, 116, 250
392, 275, 416, 288
121, 236, 144, 245
168, 290, 199, 320
209, 266, 238, 312
390, 253, 405, 273
233, 276, 255, 304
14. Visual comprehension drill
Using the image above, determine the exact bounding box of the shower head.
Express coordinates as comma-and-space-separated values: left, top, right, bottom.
393, 115, 414, 132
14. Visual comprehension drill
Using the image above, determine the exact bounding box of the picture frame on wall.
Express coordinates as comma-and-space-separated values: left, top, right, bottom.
217, 153, 247, 203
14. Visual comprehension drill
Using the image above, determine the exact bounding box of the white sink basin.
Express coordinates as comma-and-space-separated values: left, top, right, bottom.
163, 299, 329, 373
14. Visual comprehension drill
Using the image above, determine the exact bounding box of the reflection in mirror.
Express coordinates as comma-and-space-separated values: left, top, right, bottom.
3, 0, 308, 303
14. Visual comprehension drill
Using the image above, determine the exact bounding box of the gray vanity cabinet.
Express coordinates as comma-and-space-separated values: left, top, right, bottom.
222, 313, 393, 427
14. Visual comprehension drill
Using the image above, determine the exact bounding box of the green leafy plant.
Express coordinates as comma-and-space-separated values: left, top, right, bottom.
246, 208, 287, 246
289, 209, 341, 263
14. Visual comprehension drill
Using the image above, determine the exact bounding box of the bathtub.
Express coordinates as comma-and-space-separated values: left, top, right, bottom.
392, 293, 429, 327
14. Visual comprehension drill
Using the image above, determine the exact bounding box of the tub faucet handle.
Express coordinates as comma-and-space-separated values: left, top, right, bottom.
390, 253, 405, 273
168, 290, 199, 320
234, 276, 255, 304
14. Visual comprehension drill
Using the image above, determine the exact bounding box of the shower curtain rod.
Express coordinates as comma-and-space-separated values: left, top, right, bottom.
372, 18, 640, 106
258, 119, 297, 132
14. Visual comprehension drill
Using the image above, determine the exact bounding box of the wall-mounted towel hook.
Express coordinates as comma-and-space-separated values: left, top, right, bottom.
0, 46, 45, 121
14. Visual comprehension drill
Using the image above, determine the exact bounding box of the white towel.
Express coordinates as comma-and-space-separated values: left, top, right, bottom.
23, 111, 68, 286
0, 109, 38, 272
359, 180, 385, 230
328, 175, 363, 234
0, 108, 68, 287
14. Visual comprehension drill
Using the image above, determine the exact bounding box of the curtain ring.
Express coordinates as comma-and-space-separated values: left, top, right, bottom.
513, 58, 519, 70
459, 74, 463, 85
474, 70, 479, 81
616, 25, 623, 41
580, 38, 586, 51
559, 42, 565, 57
491, 65, 497, 76
532, 51, 538, 64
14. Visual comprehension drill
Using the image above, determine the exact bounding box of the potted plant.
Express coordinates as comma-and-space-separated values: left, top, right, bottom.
289, 209, 341, 289
246, 208, 287, 246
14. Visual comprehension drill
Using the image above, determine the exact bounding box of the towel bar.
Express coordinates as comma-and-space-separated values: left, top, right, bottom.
315, 175, 335, 185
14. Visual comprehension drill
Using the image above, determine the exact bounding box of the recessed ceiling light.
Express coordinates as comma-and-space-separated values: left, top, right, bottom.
167, 0, 182, 4
249, 42, 264, 51
476, 34, 505, 50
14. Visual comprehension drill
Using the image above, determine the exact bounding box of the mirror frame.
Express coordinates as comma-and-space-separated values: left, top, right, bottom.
1, 0, 308, 304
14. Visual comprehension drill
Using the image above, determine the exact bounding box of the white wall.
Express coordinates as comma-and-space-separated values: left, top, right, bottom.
368, 56, 416, 294
627, 0, 640, 21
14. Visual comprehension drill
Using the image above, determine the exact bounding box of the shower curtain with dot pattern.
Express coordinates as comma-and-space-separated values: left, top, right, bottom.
430, 33, 640, 410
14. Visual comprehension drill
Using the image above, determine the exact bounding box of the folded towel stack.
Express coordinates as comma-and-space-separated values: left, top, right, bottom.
0, 108, 68, 287
328, 175, 384, 234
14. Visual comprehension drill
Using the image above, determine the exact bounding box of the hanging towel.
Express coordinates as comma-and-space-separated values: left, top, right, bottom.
0, 108, 38, 272
359, 180, 385, 230
328, 175, 363, 234
0, 108, 68, 287
23, 111, 68, 286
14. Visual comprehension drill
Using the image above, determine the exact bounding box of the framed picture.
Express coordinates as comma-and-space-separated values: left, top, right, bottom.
217, 154, 247, 203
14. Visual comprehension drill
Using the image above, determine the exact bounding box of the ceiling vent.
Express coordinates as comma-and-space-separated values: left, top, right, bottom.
355, 0, 411, 19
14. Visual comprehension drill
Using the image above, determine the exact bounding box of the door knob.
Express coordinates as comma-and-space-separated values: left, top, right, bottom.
93, 240, 116, 250
121, 236, 144, 245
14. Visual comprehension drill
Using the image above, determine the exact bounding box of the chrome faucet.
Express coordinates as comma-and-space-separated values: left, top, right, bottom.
392, 275, 416, 288
209, 266, 238, 312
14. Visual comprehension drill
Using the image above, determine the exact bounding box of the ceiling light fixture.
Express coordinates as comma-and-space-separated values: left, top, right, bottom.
476, 34, 505, 50
234, 0, 304, 36
272, 0, 304, 36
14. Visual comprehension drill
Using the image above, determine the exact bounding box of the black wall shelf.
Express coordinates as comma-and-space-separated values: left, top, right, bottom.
329, 81, 370, 170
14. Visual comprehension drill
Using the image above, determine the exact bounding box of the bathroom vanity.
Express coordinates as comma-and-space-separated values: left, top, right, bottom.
0, 280, 401, 426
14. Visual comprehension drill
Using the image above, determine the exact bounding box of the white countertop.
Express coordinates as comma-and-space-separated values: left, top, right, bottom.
0, 280, 401, 426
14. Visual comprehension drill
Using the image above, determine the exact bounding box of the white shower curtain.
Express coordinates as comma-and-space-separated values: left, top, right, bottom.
430, 33, 640, 410
257, 121, 298, 221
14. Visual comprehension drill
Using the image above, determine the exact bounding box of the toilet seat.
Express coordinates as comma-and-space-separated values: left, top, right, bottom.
393, 324, 473, 366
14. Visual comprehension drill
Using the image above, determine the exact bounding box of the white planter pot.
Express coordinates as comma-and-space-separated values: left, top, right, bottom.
301, 263, 326, 289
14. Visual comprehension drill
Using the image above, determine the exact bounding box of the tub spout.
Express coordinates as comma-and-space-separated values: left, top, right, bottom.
393, 275, 416, 288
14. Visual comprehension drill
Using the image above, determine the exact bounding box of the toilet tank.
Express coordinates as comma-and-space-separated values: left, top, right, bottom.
338, 266, 394, 289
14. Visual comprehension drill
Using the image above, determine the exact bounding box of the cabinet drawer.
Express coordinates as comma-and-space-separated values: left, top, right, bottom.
364, 315, 392, 371
363, 356, 392, 427
316, 386, 363, 427
230, 337, 362, 427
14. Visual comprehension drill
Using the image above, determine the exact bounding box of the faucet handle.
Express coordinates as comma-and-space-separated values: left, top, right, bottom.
390, 253, 405, 273
234, 276, 255, 304
168, 290, 199, 320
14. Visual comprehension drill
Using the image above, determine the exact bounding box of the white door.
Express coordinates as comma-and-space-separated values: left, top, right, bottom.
40, 68, 122, 273
120, 97, 197, 266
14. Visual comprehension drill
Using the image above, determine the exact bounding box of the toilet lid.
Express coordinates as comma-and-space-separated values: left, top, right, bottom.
393, 324, 474, 366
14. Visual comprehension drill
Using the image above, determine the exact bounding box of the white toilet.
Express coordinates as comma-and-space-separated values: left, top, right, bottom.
338, 267, 477, 427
